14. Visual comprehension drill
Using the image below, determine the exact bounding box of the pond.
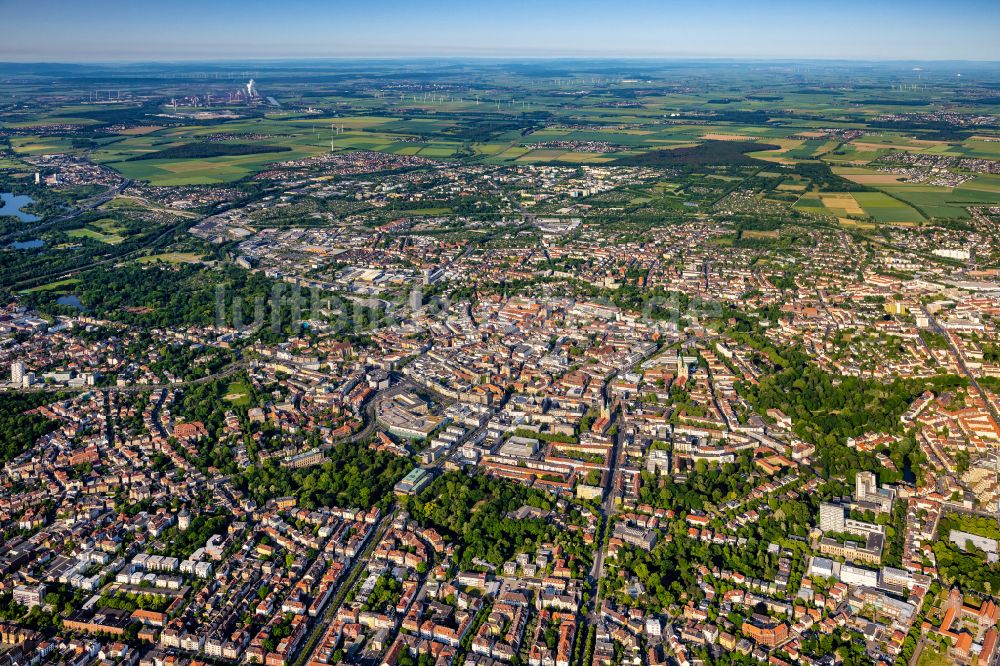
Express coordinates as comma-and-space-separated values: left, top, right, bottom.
0, 193, 41, 223
10, 239, 44, 249
56, 294, 85, 311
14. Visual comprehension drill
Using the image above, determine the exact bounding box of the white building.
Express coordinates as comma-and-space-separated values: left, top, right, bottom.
11, 361, 25, 386
819, 502, 845, 533
808, 556, 837, 580
856, 471, 877, 503
840, 563, 879, 588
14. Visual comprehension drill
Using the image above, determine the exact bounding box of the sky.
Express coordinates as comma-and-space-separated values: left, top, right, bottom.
3, 0, 1000, 62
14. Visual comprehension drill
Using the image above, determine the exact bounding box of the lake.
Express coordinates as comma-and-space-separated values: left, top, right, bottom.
0, 193, 41, 223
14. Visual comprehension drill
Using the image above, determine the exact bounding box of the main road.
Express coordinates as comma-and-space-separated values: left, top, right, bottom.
2, 359, 250, 395
585, 407, 624, 625
583, 342, 667, 627
291, 511, 394, 666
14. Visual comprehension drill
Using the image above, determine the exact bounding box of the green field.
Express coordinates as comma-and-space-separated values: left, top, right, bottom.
2, 63, 998, 216
881, 184, 1000, 219
224, 380, 251, 407
67, 218, 126, 244
851, 192, 925, 224
25, 278, 80, 293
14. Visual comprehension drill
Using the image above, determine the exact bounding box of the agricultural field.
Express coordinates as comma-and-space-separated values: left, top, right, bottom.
1, 60, 998, 221
851, 192, 925, 225
794, 191, 925, 225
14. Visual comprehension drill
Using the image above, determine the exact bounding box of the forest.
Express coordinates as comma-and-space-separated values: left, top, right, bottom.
0, 392, 63, 464
235, 442, 412, 511
23, 263, 280, 329
933, 513, 1000, 594
615, 141, 777, 169
639, 453, 759, 512
156, 513, 231, 559
403, 471, 593, 573
127, 142, 291, 161
737, 343, 965, 480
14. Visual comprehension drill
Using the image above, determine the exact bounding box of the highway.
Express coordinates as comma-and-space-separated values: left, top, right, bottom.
9, 211, 194, 291
0, 179, 131, 244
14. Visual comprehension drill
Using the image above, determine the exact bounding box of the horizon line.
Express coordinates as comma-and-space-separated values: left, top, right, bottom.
3, 54, 1000, 66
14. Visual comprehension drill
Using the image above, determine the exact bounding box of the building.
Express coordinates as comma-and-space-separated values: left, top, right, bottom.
282, 448, 325, 469
818, 533, 884, 565
10, 361, 25, 386
12, 584, 44, 609
378, 392, 448, 440
819, 503, 845, 533
63, 608, 131, 637
808, 556, 836, 580
613, 523, 657, 551
840, 563, 879, 588
880, 566, 916, 590
932, 248, 971, 261
646, 449, 670, 474
950, 530, 1000, 563
856, 472, 877, 503
394, 468, 434, 496
741, 616, 788, 648
854, 471, 894, 513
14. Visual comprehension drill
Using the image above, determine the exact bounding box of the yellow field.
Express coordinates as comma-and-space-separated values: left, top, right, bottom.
746, 138, 804, 164
558, 152, 615, 164
702, 133, 760, 141
838, 217, 876, 229
841, 173, 908, 185
138, 252, 205, 264
821, 194, 864, 215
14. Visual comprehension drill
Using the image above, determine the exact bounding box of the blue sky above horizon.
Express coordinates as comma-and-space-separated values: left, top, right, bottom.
4, 0, 1000, 62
